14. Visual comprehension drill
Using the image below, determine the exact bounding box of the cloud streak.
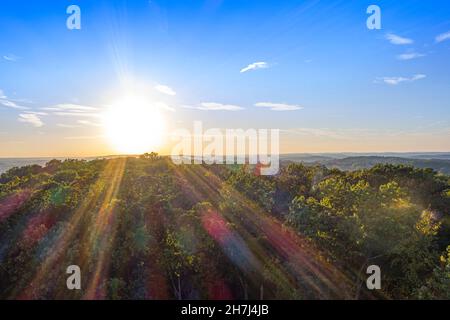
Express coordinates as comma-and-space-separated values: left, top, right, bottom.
184, 102, 243, 111
284, 128, 349, 140
0, 90, 29, 110
57, 119, 103, 129
3, 54, 20, 62
255, 102, 303, 111
18, 113, 44, 127
240, 62, 268, 73
155, 84, 176, 96
154, 101, 176, 112
57, 123, 81, 128
53, 112, 101, 118
397, 52, 425, 60
377, 74, 426, 85
42, 104, 98, 112
64, 135, 104, 140
0, 99, 29, 110
435, 31, 450, 43
77, 120, 103, 127
43, 104, 101, 118
385, 33, 413, 45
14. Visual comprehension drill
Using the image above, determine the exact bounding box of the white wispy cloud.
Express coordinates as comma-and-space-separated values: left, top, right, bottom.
25, 111, 48, 116
240, 61, 269, 73
77, 120, 103, 127
254, 102, 303, 111
53, 112, 101, 118
154, 101, 176, 112
43, 104, 101, 118
155, 84, 176, 96
64, 135, 104, 140
57, 119, 103, 128
385, 33, 413, 45
435, 31, 450, 43
57, 123, 81, 128
0, 99, 28, 110
284, 128, 349, 140
184, 102, 243, 111
0, 90, 46, 127
18, 113, 44, 127
397, 52, 425, 60
0, 90, 29, 110
377, 74, 426, 85
42, 104, 98, 112
3, 54, 20, 62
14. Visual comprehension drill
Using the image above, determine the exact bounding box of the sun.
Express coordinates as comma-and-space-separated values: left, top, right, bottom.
103, 95, 166, 155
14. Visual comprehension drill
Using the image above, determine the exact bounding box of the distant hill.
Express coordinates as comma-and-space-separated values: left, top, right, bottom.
2, 153, 450, 175
319, 156, 450, 174
279, 154, 339, 163
0, 158, 57, 174
281, 152, 450, 162
0, 157, 100, 174
278, 156, 450, 175
0, 155, 134, 174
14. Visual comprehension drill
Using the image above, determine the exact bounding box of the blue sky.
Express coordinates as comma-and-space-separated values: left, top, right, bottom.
0, 0, 450, 156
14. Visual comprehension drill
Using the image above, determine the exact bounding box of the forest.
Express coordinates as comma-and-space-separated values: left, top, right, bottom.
0, 154, 449, 300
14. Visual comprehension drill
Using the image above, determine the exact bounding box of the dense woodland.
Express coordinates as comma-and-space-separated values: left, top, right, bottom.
0, 154, 449, 299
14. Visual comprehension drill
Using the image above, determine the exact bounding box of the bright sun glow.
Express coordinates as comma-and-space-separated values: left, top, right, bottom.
103, 95, 166, 155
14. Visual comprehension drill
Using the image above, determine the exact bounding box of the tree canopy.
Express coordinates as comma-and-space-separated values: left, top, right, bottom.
0, 157, 448, 299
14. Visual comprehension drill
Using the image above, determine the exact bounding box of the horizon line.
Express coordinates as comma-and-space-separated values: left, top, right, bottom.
1, 151, 450, 160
